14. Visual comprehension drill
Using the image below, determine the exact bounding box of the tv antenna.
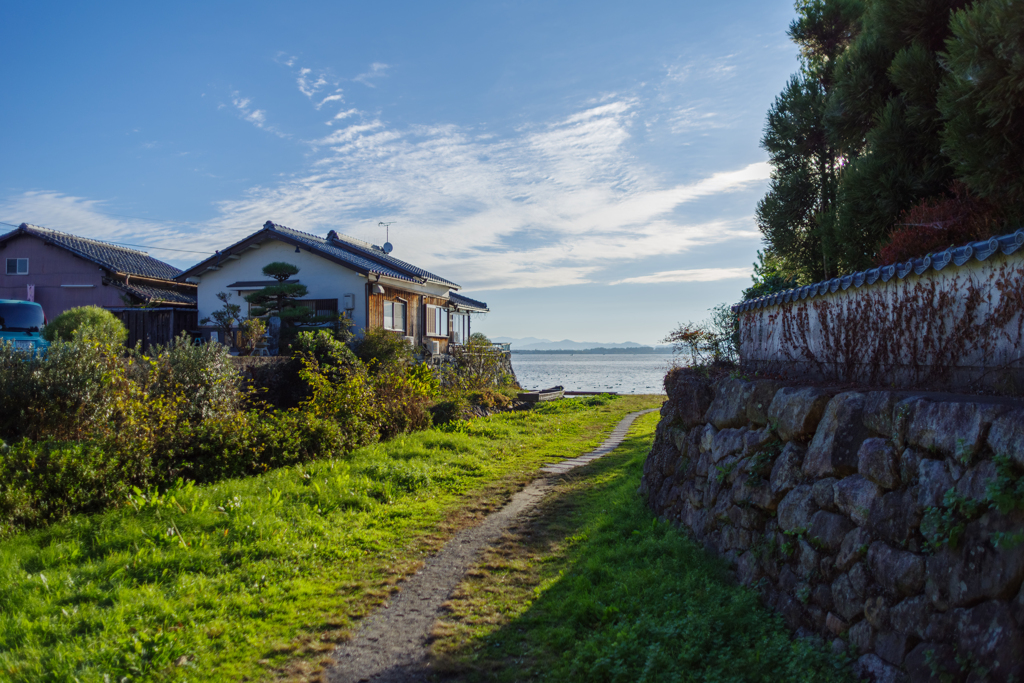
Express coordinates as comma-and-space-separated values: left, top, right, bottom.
378, 222, 394, 254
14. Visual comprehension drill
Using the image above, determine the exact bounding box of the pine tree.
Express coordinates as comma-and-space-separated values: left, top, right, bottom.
756, 0, 862, 283
828, 0, 970, 271
939, 0, 1024, 210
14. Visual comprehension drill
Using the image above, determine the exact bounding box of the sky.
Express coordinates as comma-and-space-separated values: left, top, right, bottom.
0, 1, 800, 345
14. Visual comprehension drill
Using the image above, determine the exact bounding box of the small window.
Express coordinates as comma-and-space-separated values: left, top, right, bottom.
6, 258, 28, 275
384, 300, 406, 333
427, 305, 449, 337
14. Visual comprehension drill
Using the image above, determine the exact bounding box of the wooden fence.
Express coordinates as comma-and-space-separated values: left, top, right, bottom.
107, 307, 198, 351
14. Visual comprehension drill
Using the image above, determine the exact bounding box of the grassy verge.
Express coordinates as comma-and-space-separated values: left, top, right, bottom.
0, 395, 662, 683
429, 411, 853, 683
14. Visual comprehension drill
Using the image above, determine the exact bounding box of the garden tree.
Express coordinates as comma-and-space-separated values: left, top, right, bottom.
756, 0, 862, 283
199, 292, 241, 345
244, 262, 309, 322
42, 306, 128, 345
827, 0, 971, 270
939, 0, 1024, 211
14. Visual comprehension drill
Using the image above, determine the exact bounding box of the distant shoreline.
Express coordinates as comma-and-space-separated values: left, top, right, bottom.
510, 347, 675, 355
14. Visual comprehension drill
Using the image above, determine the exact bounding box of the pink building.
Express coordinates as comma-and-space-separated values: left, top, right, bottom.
0, 223, 196, 321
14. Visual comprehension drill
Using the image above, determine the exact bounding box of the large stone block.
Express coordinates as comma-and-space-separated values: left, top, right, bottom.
954, 600, 1024, 682
664, 367, 717, 428
711, 427, 747, 464
797, 539, 819, 578
848, 620, 876, 656
803, 392, 871, 478
890, 595, 934, 639
989, 408, 1024, 467
767, 387, 833, 442
745, 379, 784, 427
831, 563, 869, 621
669, 426, 691, 455
811, 477, 838, 511
955, 459, 998, 501
852, 654, 906, 683
769, 442, 805, 496
869, 488, 923, 546
699, 424, 717, 453
858, 437, 900, 489
863, 391, 898, 438
704, 378, 754, 430
742, 426, 774, 458
925, 510, 1024, 609
835, 475, 882, 526
868, 542, 925, 597
777, 484, 817, 533
875, 630, 911, 667
903, 643, 964, 683
906, 399, 1009, 461
836, 526, 872, 573
809, 510, 855, 553
918, 459, 954, 508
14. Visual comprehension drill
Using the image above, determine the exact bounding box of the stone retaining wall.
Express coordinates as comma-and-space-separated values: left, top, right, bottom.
641, 368, 1024, 682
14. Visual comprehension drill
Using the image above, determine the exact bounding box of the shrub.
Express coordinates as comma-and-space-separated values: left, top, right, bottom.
42, 306, 128, 345
350, 327, 413, 368
0, 438, 152, 535
439, 335, 515, 392
292, 329, 359, 371
238, 317, 267, 355
146, 333, 244, 423
430, 397, 469, 425
468, 388, 512, 409
371, 361, 437, 439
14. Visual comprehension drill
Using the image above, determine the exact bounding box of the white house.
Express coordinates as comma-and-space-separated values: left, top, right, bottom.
175, 221, 488, 353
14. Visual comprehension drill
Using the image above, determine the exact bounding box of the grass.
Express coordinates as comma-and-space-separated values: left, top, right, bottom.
429, 411, 854, 683
0, 394, 662, 683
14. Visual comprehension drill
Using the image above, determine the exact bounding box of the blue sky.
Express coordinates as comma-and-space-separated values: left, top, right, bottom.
1, 1, 799, 345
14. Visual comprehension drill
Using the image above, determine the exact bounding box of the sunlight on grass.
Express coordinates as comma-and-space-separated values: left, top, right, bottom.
430, 411, 853, 683
0, 395, 662, 682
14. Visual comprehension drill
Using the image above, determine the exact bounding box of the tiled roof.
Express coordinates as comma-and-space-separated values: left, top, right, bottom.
3, 223, 183, 280
732, 228, 1024, 313
449, 291, 489, 311
112, 281, 197, 306
177, 221, 460, 288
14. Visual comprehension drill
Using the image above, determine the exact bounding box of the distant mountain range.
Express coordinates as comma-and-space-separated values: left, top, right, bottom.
490, 336, 668, 351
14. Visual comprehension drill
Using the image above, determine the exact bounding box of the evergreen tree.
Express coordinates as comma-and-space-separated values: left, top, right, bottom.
244, 262, 310, 323
939, 0, 1024, 209
756, 0, 862, 283
828, 0, 970, 271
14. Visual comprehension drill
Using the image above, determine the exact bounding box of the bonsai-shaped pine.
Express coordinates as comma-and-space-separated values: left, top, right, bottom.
199, 292, 242, 346
244, 262, 340, 347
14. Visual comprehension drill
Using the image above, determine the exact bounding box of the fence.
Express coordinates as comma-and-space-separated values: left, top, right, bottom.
107, 307, 198, 352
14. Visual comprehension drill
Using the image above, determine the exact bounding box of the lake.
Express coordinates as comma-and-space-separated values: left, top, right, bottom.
510, 353, 674, 394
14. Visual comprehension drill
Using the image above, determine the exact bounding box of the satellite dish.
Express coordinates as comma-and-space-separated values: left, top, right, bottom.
382, 242, 393, 254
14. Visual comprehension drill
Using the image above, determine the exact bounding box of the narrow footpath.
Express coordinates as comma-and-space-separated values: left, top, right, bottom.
325, 408, 659, 683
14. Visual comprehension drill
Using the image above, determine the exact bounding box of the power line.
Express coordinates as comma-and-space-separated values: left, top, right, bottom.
0, 220, 214, 255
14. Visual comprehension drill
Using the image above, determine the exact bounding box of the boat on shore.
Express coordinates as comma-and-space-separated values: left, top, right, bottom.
517, 385, 564, 403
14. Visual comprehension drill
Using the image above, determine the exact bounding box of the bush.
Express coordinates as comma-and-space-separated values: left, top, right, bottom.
42, 306, 128, 345
468, 388, 512, 409
292, 329, 359, 371
349, 326, 413, 368
146, 334, 244, 423
0, 438, 152, 535
371, 362, 437, 439
439, 336, 515, 392
430, 397, 469, 425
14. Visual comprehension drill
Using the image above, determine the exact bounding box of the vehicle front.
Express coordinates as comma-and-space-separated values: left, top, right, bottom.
0, 300, 49, 353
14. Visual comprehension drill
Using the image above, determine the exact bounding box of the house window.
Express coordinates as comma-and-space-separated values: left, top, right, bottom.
6, 258, 28, 275
384, 300, 407, 333
452, 312, 470, 344
426, 305, 449, 337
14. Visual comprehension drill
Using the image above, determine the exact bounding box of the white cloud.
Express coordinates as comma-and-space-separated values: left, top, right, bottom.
230, 93, 287, 138
610, 267, 752, 285
297, 68, 329, 98
5, 95, 770, 291
353, 62, 389, 87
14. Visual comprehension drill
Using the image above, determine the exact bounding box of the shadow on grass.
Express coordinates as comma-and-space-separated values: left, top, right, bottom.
428, 420, 854, 683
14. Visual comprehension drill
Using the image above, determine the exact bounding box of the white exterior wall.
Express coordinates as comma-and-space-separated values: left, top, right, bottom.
192, 239, 369, 329
737, 251, 1024, 392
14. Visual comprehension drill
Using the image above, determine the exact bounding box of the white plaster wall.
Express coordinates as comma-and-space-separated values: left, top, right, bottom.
193, 240, 368, 330
737, 251, 1024, 388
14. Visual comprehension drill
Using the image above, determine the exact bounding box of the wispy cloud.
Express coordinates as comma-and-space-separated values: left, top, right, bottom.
353, 62, 389, 87
230, 93, 288, 138
6, 95, 769, 291
611, 267, 752, 285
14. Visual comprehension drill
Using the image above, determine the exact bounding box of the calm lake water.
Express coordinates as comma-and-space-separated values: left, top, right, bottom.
511, 354, 674, 394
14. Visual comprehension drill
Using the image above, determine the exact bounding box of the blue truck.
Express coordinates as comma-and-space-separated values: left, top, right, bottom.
0, 300, 49, 352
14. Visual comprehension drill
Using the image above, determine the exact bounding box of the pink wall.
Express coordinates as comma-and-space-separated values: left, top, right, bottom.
0, 234, 126, 320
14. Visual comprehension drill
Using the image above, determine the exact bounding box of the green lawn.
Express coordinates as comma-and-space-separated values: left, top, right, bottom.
429, 411, 854, 683
0, 395, 662, 683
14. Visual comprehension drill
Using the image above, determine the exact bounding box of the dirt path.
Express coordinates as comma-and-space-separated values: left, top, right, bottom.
324, 408, 658, 683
